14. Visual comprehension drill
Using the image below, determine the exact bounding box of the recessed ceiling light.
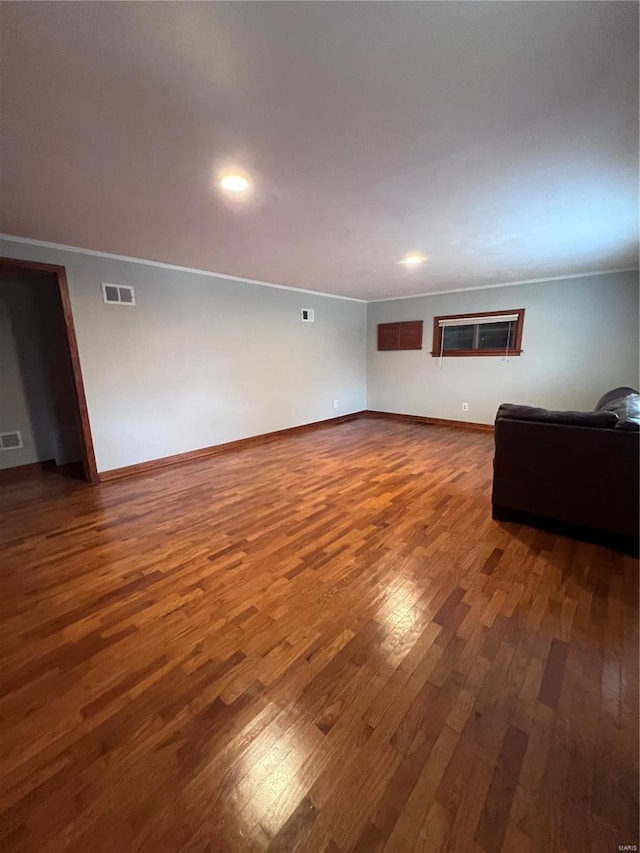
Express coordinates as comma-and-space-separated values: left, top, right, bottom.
400, 253, 426, 267
220, 174, 250, 192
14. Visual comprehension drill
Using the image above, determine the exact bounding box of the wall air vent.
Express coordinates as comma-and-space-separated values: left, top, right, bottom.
301, 309, 315, 323
102, 283, 136, 305
0, 431, 23, 451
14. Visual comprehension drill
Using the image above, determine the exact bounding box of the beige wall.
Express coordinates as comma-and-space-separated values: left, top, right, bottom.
367, 271, 640, 423
0, 238, 368, 473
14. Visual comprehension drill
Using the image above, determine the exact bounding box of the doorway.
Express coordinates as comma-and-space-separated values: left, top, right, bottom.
0, 258, 98, 483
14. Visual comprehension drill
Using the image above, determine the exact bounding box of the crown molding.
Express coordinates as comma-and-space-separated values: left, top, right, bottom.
366, 267, 638, 302
1, 233, 635, 303
0, 233, 366, 303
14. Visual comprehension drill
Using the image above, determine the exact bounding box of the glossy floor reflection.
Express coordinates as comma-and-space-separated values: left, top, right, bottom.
0, 418, 637, 852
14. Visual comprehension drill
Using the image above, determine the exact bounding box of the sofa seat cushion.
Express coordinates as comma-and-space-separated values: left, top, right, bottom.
496, 403, 618, 428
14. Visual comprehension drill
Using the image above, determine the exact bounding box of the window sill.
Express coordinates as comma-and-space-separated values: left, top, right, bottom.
430, 349, 523, 357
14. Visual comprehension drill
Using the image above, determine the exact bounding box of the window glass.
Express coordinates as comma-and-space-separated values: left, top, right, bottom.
442, 325, 474, 350
476, 321, 513, 350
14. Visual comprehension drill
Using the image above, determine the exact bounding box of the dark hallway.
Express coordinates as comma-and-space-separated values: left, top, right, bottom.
0, 268, 85, 483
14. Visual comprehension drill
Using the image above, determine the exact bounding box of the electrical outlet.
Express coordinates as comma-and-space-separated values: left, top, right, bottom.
462, 402, 469, 412
333, 400, 339, 408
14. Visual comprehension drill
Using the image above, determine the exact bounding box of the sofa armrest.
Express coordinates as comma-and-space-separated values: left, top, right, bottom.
492, 418, 639, 539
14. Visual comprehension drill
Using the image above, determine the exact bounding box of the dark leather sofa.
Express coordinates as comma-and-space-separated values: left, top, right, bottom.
492, 387, 640, 554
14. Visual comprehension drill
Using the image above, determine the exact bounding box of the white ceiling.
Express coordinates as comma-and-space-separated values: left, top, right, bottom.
1, 2, 638, 300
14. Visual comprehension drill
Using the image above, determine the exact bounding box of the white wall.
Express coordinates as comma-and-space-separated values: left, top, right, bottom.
0, 271, 83, 469
367, 271, 639, 424
0, 238, 367, 473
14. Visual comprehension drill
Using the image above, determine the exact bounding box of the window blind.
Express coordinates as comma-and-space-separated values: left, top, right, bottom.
438, 314, 519, 328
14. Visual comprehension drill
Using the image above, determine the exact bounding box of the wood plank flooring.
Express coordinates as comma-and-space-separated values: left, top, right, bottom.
0, 419, 637, 853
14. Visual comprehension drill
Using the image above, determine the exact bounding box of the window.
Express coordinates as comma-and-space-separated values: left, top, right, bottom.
377, 320, 423, 351
431, 309, 524, 357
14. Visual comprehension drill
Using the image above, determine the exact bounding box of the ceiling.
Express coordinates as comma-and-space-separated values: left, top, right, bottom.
1, 2, 638, 300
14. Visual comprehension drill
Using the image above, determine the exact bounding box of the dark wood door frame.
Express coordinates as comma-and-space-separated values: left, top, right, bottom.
0, 257, 99, 483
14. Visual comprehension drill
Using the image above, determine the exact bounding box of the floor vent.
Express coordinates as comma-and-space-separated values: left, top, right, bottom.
0, 431, 23, 450
102, 283, 136, 305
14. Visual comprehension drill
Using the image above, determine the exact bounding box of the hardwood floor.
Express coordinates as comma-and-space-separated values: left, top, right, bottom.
0, 419, 637, 853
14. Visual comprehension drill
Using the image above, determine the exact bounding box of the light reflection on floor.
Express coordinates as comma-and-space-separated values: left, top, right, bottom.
232, 709, 323, 841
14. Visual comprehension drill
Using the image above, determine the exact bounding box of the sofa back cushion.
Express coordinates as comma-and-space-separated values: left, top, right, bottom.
496, 403, 618, 428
